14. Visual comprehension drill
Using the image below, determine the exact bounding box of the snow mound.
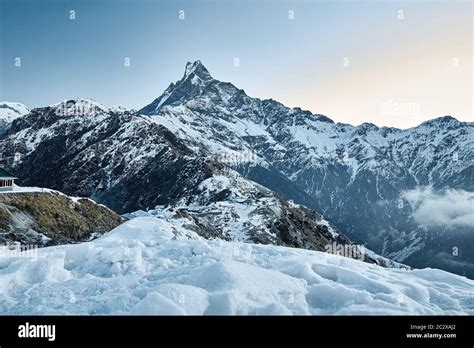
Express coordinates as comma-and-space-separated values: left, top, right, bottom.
0, 217, 472, 315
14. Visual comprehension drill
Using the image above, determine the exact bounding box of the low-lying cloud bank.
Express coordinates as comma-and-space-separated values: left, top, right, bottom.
402, 187, 474, 227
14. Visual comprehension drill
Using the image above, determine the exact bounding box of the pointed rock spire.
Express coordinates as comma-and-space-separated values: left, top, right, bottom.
139, 60, 215, 114
183, 60, 213, 82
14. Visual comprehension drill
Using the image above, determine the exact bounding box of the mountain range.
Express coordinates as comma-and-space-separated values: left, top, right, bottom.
0, 61, 472, 277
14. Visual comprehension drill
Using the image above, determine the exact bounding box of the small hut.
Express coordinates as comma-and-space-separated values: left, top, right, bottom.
0, 168, 17, 190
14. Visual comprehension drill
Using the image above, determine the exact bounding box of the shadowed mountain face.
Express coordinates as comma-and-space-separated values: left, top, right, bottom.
0, 61, 472, 277
0, 100, 205, 213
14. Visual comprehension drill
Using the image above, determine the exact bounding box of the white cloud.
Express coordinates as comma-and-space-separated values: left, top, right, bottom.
401, 187, 474, 227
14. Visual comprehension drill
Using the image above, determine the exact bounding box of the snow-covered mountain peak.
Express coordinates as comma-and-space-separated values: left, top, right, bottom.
357, 122, 379, 131
49, 98, 109, 117
418, 115, 464, 129
139, 61, 216, 114
0, 101, 30, 134
184, 60, 213, 82
109, 104, 134, 114
0, 101, 29, 122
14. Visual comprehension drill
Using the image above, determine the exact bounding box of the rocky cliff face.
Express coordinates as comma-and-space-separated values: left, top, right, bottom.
0, 189, 122, 247
159, 165, 352, 250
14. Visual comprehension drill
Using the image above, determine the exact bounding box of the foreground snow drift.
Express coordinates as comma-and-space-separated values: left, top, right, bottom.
0, 217, 472, 315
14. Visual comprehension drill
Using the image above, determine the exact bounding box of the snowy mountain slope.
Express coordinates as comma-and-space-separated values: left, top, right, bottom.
143, 168, 354, 252
0, 217, 471, 315
0, 99, 373, 257
0, 101, 29, 134
0, 98, 203, 213
139, 61, 474, 277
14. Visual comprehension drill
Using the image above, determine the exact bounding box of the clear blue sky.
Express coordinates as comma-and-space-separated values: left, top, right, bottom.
1, 0, 472, 127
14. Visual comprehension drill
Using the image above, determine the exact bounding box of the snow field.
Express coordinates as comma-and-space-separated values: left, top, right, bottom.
0, 217, 472, 315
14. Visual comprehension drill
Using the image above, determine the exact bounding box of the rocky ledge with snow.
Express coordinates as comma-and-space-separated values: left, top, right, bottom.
0, 186, 123, 246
